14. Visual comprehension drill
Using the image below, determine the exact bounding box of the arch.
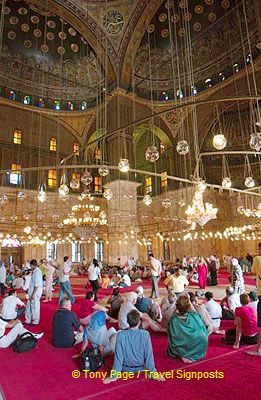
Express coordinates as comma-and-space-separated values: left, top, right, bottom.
133, 124, 173, 148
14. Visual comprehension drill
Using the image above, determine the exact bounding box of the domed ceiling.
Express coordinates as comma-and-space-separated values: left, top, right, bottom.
133, 0, 260, 100
0, 0, 104, 105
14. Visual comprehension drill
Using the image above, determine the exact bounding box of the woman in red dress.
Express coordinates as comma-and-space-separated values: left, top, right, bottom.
197, 257, 208, 289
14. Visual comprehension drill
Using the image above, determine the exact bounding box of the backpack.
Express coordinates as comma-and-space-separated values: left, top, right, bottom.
81, 347, 103, 372
13, 332, 38, 353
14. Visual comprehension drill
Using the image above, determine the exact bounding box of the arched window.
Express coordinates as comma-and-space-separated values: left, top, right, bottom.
73, 142, 80, 155
48, 169, 57, 187
49, 137, 57, 152
13, 129, 22, 145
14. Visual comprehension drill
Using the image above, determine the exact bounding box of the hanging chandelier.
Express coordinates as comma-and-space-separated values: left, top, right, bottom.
63, 202, 107, 227
185, 184, 218, 227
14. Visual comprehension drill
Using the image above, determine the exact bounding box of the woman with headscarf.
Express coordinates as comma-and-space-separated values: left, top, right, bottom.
209, 256, 218, 286
196, 257, 208, 289
232, 258, 245, 294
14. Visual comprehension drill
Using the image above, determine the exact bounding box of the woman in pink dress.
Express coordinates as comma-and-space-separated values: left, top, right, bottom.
197, 257, 208, 289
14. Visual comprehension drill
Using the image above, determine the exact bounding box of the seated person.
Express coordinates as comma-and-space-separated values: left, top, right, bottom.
104, 310, 165, 384
78, 291, 107, 325
13, 274, 24, 290
107, 288, 122, 318
248, 291, 258, 310
52, 298, 83, 348
142, 266, 151, 279
118, 273, 131, 288
191, 271, 199, 284
161, 292, 177, 329
204, 292, 223, 332
221, 287, 241, 319
0, 318, 43, 349
1, 290, 25, 321
164, 268, 189, 297
225, 293, 258, 349
101, 274, 110, 289
167, 295, 208, 363
135, 286, 162, 321
118, 292, 165, 332
108, 273, 121, 288
6, 272, 14, 288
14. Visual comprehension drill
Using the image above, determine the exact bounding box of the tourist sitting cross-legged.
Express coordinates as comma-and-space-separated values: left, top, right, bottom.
221, 286, 241, 319
135, 286, 162, 321
103, 309, 165, 384
118, 292, 166, 332
167, 295, 208, 363
0, 318, 43, 349
0, 290, 26, 321
107, 288, 123, 318
52, 298, 83, 348
78, 291, 108, 325
204, 292, 224, 334
224, 293, 258, 349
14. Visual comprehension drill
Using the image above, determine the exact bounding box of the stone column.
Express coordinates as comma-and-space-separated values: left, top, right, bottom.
105, 180, 141, 265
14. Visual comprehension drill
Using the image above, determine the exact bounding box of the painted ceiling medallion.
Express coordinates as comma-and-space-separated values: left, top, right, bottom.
171, 14, 179, 23
159, 13, 167, 22
34, 28, 42, 38
23, 39, 32, 48
195, 5, 204, 14
47, 20, 56, 29
68, 27, 76, 36
179, 0, 188, 9
71, 43, 79, 52
205, 0, 214, 4
41, 44, 49, 53
31, 15, 39, 24
3, 6, 11, 15
184, 12, 192, 21
148, 24, 155, 33
161, 29, 169, 38
208, 12, 217, 22
9, 16, 19, 25
103, 10, 124, 35
193, 22, 202, 32
47, 32, 55, 40
165, 1, 173, 9
178, 28, 186, 37
58, 31, 67, 40
18, 7, 28, 15
57, 46, 65, 55
7, 31, 16, 40
21, 24, 30, 32
221, 0, 230, 9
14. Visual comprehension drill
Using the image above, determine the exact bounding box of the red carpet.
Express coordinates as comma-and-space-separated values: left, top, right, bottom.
0, 274, 260, 400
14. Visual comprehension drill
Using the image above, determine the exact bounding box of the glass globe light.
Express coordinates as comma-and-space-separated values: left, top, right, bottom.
24, 226, 32, 234
99, 210, 107, 219
222, 177, 232, 189
81, 172, 93, 185
145, 146, 160, 162
0, 194, 8, 205
18, 191, 26, 201
103, 188, 113, 200
98, 166, 110, 177
249, 132, 261, 151
11, 215, 18, 222
70, 178, 80, 190
143, 194, 152, 206
118, 158, 129, 173
213, 134, 227, 150
176, 140, 190, 155
58, 184, 69, 197
38, 191, 46, 203
162, 198, 171, 208
23, 213, 30, 220
244, 176, 255, 188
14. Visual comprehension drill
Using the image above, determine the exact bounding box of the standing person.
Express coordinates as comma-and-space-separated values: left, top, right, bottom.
59, 256, 75, 305
25, 259, 43, 326
148, 253, 162, 299
209, 256, 218, 286
232, 258, 245, 294
44, 261, 55, 302
88, 258, 101, 301
197, 257, 208, 289
0, 261, 6, 296
164, 268, 189, 297
246, 243, 261, 356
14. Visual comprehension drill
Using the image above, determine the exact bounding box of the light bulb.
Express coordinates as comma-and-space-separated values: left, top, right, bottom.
162, 198, 171, 208
98, 166, 110, 177
143, 194, 152, 206
81, 172, 93, 185
222, 177, 232, 189
213, 134, 227, 150
103, 188, 113, 200
58, 184, 69, 196
176, 140, 190, 155
145, 146, 160, 162
70, 178, 80, 190
249, 132, 261, 151
118, 159, 129, 172
244, 177, 255, 188
18, 191, 26, 201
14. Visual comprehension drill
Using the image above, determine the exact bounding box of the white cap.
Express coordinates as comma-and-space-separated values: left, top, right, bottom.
135, 286, 144, 295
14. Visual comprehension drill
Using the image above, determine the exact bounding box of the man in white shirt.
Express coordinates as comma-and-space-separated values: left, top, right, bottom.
0, 318, 43, 349
25, 259, 43, 326
148, 253, 162, 299
0, 262, 6, 296
119, 274, 131, 287
1, 290, 25, 320
204, 292, 222, 329
59, 256, 75, 304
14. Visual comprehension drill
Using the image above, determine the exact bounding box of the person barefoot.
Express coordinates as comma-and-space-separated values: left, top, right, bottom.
181, 357, 193, 364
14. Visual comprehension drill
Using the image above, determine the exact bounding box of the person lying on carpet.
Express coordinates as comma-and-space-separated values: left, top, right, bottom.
221, 287, 241, 319
167, 295, 208, 363
103, 310, 165, 384
107, 288, 123, 318
74, 310, 118, 359
0, 290, 26, 321
135, 286, 162, 321
118, 292, 166, 332
0, 318, 43, 349
224, 293, 258, 349
78, 291, 108, 325
52, 298, 84, 348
